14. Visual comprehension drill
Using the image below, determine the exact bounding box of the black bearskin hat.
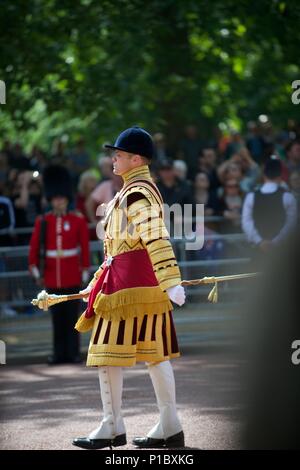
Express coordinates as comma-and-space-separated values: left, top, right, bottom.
43, 165, 73, 202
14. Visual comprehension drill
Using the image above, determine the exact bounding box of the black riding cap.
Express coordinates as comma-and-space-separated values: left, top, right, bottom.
104, 126, 154, 160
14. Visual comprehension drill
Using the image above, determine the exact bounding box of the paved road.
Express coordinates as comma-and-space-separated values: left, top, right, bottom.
0, 302, 244, 450
0, 351, 244, 450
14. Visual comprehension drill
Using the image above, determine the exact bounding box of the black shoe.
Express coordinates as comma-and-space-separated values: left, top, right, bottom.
47, 356, 65, 366
66, 356, 82, 364
132, 436, 165, 448
72, 433, 126, 450
132, 431, 184, 448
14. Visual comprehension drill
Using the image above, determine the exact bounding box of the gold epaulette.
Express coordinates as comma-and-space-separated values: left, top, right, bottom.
120, 185, 158, 207
119, 181, 164, 219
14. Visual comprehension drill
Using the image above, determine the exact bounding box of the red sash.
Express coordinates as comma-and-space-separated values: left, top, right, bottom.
85, 249, 158, 318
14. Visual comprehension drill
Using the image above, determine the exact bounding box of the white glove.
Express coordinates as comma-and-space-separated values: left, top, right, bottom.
81, 269, 90, 285
79, 283, 93, 303
166, 285, 186, 306
31, 266, 40, 280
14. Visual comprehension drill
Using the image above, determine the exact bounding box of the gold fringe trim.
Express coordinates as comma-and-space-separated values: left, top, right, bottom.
75, 286, 173, 331
75, 313, 95, 333
94, 300, 173, 321
92, 286, 173, 321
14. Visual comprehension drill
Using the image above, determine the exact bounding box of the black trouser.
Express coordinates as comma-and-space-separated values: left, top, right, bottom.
47, 286, 81, 361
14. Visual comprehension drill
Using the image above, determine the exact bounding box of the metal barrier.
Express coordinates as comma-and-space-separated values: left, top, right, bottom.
0, 224, 253, 362
0, 232, 252, 313
0, 212, 253, 320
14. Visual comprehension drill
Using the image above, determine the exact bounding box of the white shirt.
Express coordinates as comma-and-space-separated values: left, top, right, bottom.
242, 182, 297, 245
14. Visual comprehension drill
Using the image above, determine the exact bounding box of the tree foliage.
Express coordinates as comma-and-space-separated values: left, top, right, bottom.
0, 0, 299, 151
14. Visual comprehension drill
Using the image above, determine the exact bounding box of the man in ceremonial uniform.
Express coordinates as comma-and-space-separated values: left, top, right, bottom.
29, 165, 90, 364
73, 127, 186, 449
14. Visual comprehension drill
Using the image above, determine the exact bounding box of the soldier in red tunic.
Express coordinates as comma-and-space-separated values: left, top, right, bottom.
29, 165, 90, 364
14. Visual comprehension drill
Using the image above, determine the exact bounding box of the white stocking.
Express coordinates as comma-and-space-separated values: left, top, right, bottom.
88, 366, 126, 439
146, 360, 182, 439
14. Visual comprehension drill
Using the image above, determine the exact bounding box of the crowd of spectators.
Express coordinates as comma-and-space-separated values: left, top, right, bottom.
0, 120, 300, 248
1, 120, 300, 317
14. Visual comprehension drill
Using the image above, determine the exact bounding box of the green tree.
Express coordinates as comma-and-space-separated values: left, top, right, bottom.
0, 0, 299, 151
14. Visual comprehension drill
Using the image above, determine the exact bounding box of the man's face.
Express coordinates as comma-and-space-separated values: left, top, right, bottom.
159, 166, 175, 183
185, 125, 198, 139
288, 143, 300, 163
227, 163, 242, 180
195, 172, 209, 190
203, 149, 216, 166
51, 196, 68, 212
112, 150, 135, 175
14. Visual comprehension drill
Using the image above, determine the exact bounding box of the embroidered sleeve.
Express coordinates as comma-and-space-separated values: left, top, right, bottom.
127, 197, 181, 291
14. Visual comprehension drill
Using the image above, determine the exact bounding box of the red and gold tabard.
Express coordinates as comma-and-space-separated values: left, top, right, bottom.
75, 165, 182, 367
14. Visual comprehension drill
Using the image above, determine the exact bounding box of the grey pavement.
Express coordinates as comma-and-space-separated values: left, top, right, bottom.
0, 353, 243, 450
0, 302, 245, 450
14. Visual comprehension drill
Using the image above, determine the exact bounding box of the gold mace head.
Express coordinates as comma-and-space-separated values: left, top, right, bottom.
31, 290, 66, 311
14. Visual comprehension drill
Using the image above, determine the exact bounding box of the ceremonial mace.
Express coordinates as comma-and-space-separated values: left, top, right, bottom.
31, 272, 259, 311
31, 290, 87, 311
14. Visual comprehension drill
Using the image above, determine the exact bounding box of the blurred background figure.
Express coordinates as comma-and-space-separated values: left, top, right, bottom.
70, 138, 91, 174
29, 165, 90, 365
217, 160, 243, 191
235, 147, 261, 193
10, 170, 44, 244
217, 147, 260, 194
173, 159, 188, 182
289, 171, 300, 220
178, 125, 203, 181
242, 158, 297, 268
286, 139, 300, 174
68, 138, 91, 188
76, 170, 98, 222
0, 194, 15, 317
198, 147, 221, 194
29, 146, 47, 173
9, 143, 31, 170
86, 172, 122, 224
225, 130, 245, 159
194, 171, 219, 216
76, 170, 99, 240
0, 151, 10, 192
98, 155, 115, 181
153, 132, 171, 163
246, 121, 265, 164
156, 159, 195, 209
243, 232, 300, 449
51, 139, 67, 166
218, 178, 244, 234
156, 159, 195, 239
